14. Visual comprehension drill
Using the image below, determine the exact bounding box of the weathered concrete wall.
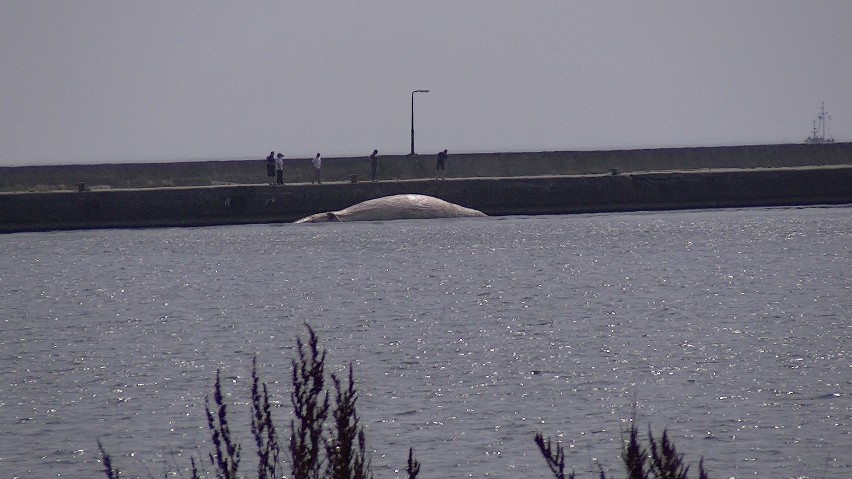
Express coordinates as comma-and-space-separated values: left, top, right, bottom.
2, 166, 850, 233
2, 142, 850, 192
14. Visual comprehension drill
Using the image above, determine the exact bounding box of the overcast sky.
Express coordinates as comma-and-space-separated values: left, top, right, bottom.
2, 1, 850, 166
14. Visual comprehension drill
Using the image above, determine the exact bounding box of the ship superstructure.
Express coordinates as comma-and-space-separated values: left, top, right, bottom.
805, 102, 835, 144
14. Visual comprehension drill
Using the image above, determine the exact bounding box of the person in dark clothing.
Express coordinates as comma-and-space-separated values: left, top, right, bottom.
266, 151, 275, 184
370, 149, 379, 182
436, 149, 447, 179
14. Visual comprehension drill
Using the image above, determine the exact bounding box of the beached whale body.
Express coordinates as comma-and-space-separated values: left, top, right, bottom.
294, 194, 486, 223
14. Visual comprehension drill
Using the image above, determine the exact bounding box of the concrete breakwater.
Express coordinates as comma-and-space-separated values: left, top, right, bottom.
2, 166, 851, 233
2, 142, 852, 192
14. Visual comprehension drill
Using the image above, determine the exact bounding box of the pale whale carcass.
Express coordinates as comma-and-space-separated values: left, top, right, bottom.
294, 194, 487, 223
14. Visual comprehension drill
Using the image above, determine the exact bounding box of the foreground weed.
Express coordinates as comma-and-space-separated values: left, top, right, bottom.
325, 364, 373, 479
537, 418, 710, 479
251, 355, 282, 479
206, 369, 241, 479
290, 324, 330, 479
534, 432, 572, 479
647, 428, 688, 479
97, 440, 120, 479
621, 417, 647, 479
406, 447, 421, 479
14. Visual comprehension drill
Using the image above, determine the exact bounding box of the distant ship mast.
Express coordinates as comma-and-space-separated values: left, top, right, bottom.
805, 102, 835, 144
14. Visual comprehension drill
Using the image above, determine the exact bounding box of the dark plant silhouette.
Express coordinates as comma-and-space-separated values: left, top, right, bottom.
290, 324, 330, 479
99, 325, 384, 479
621, 417, 647, 479
97, 325, 720, 479
206, 369, 241, 479
251, 355, 282, 479
325, 363, 373, 479
648, 428, 688, 479
190, 457, 201, 479
406, 447, 421, 479
534, 432, 572, 479
536, 418, 710, 479
97, 440, 120, 479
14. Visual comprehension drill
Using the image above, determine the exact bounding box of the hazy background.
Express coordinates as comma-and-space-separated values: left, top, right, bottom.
2, 1, 850, 166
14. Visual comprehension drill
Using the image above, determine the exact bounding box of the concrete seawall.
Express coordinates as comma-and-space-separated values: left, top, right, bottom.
2, 142, 851, 192
2, 166, 850, 233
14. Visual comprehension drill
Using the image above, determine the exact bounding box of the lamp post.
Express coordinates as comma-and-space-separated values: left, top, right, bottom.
410, 89, 430, 155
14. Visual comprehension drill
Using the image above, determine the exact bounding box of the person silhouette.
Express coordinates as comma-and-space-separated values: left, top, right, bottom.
436, 149, 447, 179
266, 151, 275, 184
275, 153, 284, 185
312, 153, 322, 184
370, 149, 379, 182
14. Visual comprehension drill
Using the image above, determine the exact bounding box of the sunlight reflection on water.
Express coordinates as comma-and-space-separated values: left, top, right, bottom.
1, 206, 849, 478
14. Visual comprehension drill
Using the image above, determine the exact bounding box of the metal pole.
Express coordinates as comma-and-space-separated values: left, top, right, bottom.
410, 89, 429, 155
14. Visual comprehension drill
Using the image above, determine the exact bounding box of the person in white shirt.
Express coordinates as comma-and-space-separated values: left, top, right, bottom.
275, 153, 284, 185
312, 153, 322, 184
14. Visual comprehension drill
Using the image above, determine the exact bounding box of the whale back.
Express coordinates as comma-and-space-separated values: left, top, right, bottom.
294, 194, 485, 223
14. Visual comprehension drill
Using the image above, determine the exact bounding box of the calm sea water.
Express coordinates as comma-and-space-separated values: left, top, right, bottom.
1, 206, 849, 478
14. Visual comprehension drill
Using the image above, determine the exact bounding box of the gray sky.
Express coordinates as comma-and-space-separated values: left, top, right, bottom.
2, 1, 850, 166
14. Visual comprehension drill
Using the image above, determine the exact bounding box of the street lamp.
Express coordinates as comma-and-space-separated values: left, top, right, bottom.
410, 89, 430, 155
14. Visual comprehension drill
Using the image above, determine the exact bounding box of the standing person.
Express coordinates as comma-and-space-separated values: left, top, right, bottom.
436, 149, 447, 179
266, 151, 275, 184
312, 153, 322, 184
370, 149, 379, 182
275, 153, 284, 185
